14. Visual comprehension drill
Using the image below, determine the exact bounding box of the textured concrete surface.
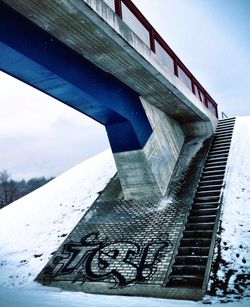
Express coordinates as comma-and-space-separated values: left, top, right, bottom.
113, 99, 185, 199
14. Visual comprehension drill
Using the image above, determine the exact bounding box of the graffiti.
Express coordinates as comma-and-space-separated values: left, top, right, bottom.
42, 232, 172, 288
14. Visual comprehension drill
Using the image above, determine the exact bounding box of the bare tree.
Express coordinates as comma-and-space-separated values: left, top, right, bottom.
0, 170, 54, 209
0, 170, 17, 209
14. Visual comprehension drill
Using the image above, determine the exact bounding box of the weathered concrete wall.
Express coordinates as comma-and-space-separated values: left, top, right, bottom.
113, 98, 185, 200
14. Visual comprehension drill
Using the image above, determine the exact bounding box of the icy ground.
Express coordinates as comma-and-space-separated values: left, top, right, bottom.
0, 117, 249, 306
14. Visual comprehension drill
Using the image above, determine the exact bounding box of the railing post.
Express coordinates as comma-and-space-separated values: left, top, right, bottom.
191, 77, 195, 94
115, 0, 122, 18
149, 27, 156, 53
204, 92, 208, 107
215, 104, 219, 118
174, 57, 178, 77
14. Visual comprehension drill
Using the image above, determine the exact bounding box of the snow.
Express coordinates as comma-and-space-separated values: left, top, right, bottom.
0, 149, 116, 288
208, 117, 250, 300
0, 118, 249, 306
0, 282, 250, 307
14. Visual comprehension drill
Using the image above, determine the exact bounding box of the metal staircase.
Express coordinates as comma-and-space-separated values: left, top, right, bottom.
167, 117, 235, 289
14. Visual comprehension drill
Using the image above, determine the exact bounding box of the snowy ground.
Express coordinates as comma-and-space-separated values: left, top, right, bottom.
0, 282, 249, 307
0, 149, 116, 288
0, 117, 249, 306
208, 117, 250, 300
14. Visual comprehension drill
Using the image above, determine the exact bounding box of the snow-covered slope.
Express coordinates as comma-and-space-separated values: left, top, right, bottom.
208, 116, 250, 300
0, 149, 116, 287
0, 117, 249, 306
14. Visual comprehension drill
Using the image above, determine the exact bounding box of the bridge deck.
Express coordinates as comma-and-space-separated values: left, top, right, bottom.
1, 0, 217, 134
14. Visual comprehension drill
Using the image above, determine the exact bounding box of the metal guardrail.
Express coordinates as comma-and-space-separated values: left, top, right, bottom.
102, 0, 218, 118
221, 112, 228, 119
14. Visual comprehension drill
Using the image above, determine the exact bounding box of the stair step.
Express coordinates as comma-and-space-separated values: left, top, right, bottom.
172, 265, 206, 276
215, 128, 234, 134
215, 131, 233, 137
214, 133, 233, 138
196, 190, 221, 197
213, 134, 232, 144
212, 143, 231, 149
211, 147, 230, 153
168, 275, 204, 287
211, 148, 230, 154
213, 139, 232, 145
182, 230, 213, 238
209, 149, 229, 157
217, 122, 235, 128
217, 120, 235, 125
205, 161, 227, 167
194, 196, 220, 202
188, 215, 216, 223
180, 238, 211, 247
208, 152, 229, 158
199, 174, 224, 184
216, 127, 234, 132
215, 129, 234, 134
175, 255, 208, 265
215, 130, 233, 136
202, 170, 225, 176
206, 161, 227, 166
199, 179, 223, 186
192, 200, 219, 206
204, 165, 226, 172
216, 126, 234, 131
192, 203, 218, 210
186, 222, 214, 231
212, 141, 231, 148
197, 184, 223, 191
200, 174, 225, 181
178, 246, 210, 256
214, 133, 232, 139
215, 127, 233, 132
218, 117, 235, 123
190, 208, 218, 216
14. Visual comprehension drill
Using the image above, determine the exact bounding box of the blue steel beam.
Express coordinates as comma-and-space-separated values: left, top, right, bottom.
0, 2, 152, 153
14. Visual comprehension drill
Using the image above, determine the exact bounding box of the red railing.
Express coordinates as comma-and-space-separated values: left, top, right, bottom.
103, 0, 218, 117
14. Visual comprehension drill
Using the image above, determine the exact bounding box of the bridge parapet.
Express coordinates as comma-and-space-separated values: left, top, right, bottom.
85, 0, 218, 118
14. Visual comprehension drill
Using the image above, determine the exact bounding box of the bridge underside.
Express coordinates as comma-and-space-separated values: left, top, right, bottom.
0, 2, 153, 154
0, 0, 218, 199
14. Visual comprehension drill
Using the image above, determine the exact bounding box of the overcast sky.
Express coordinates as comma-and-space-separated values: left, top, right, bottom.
1, 0, 249, 180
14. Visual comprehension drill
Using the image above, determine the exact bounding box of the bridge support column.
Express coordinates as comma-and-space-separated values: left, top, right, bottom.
107, 99, 185, 200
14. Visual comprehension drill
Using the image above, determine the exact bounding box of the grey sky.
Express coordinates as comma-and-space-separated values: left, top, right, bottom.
133, 0, 250, 116
0, 73, 109, 180
1, 0, 249, 180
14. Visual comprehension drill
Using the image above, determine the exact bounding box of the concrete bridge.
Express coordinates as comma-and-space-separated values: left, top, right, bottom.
0, 0, 218, 200
1, 0, 235, 301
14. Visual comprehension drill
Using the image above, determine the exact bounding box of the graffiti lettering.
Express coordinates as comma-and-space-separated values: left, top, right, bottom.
42, 232, 172, 288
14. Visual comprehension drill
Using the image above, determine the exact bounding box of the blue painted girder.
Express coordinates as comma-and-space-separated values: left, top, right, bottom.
0, 2, 152, 153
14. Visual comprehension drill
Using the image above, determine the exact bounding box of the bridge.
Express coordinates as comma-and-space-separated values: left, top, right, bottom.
0, 0, 230, 300
0, 0, 218, 200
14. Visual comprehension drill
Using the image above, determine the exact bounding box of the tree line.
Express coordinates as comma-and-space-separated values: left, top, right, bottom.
0, 170, 54, 209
